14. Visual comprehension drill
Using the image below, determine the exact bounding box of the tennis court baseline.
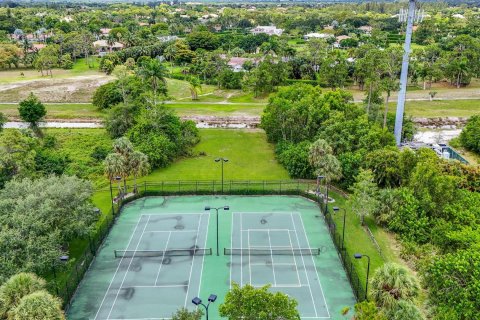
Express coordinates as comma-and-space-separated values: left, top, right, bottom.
93, 212, 210, 320
229, 211, 330, 319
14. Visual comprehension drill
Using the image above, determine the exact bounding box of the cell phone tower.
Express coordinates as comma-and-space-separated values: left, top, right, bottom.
394, 0, 422, 146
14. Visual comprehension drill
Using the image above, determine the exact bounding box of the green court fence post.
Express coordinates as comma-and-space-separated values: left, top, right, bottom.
196, 181, 198, 193
178, 181, 181, 193
263, 181, 265, 194
230, 180, 232, 193
144, 181, 146, 194
109, 179, 115, 215
297, 180, 300, 193
279, 181, 282, 194
161, 181, 164, 193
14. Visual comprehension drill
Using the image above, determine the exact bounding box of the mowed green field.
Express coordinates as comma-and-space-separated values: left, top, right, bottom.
387, 99, 480, 118
146, 129, 288, 181
0, 103, 103, 119
167, 103, 264, 116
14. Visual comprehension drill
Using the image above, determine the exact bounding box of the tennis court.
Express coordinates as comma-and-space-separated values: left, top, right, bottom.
228, 212, 330, 318
68, 196, 355, 320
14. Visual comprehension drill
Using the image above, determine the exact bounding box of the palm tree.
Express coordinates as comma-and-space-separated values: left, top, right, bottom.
188, 77, 202, 100
104, 153, 126, 197
112, 137, 134, 192
129, 151, 150, 193
137, 59, 168, 106
370, 263, 420, 309
308, 138, 342, 184
164, 43, 177, 67
8, 290, 65, 320
0, 273, 46, 318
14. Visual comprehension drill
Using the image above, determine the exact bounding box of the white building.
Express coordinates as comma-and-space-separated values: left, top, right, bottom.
251, 26, 283, 36
303, 33, 333, 41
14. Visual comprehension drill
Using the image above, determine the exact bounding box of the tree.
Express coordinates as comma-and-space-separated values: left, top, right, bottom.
219, 283, 300, 320
136, 58, 168, 105
188, 77, 202, 100
129, 151, 150, 193
459, 115, 480, 153
347, 169, 379, 225
319, 49, 348, 90
370, 263, 420, 309
0, 112, 6, 132
18, 93, 46, 129
0, 273, 46, 317
308, 138, 342, 183
0, 176, 96, 280
104, 104, 138, 138
171, 307, 202, 320
92, 82, 123, 110
8, 291, 64, 320
34, 45, 60, 77
104, 152, 126, 196
186, 31, 219, 51
353, 301, 386, 320
277, 141, 314, 179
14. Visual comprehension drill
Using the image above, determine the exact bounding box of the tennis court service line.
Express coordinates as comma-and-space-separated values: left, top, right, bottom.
106, 215, 152, 320
196, 211, 211, 304
94, 215, 148, 320
289, 213, 319, 318
183, 213, 203, 308
154, 231, 172, 286
297, 213, 331, 319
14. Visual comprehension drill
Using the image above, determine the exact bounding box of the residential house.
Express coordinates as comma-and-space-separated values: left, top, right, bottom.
93, 40, 124, 56
251, 26, 283, 36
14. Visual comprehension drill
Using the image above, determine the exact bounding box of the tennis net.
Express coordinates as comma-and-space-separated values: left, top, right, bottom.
114, 248, 212, 258
224, 248, 322, 256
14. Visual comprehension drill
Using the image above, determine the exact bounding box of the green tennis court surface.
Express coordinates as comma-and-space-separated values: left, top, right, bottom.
68, 196, 355, 319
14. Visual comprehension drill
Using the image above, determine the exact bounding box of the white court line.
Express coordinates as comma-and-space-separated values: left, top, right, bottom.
123, 285, 187, 288
145, 230, 198, 233
247, 225, 252, 285
267, 230, 277, 287
94, 215, 147, 320
243, 228, 293, 232
183, 213, 203, 308
154, 231, 172, 286
197, 209, 210, 299
297, 213, 331, 318
229, 208, 234, 289
250, 263, 297, 266
141, 213, 210, 216
290, 213, 319, 318
106, 215, 152, 320
240, 212, 243, 286
287, 230, 302, 287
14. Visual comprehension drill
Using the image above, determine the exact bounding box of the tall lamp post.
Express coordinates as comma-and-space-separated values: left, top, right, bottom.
205, 206, 230, 256
192, 294, 217, 320
333, 207, 346, 251
215, 158, 229, 194
354, 253, 371, 301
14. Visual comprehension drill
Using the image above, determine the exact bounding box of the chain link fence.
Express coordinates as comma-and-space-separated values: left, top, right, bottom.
49, 180, 366, 311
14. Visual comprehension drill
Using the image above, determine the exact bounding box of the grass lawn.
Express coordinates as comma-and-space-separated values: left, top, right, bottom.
0, 58, 102, 83
167, 78, 216, 100
0, 103, 103, 120
144, 129, 289, 181
401, 99, 480, 118
167, 103, 264, 116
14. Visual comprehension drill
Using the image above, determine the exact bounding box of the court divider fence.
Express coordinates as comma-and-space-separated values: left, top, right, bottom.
54, 180, 366, 312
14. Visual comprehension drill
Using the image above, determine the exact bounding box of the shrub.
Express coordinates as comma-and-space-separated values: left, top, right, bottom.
92, 82, 122, 110
459, 115, 480, 153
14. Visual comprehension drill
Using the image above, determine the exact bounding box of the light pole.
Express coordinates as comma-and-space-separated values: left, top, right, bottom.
215, 158, 229, 194
333, 207, 346, 251
205, 206, 229, 256
192, 294, 217, 320
354, 253, 371, 301
317, 175, 325, 212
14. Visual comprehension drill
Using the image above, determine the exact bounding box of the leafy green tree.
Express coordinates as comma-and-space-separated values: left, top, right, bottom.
347, 169, 379, 225
423, 249, 480, 319
8, 290, 64, 320
0, 112, 6, 132
0, 176, 96, 280
370, 263, 420, 309
276, 141, 314, 179
0, 273, 46, 317
130, 151, 150, 193
365, 147, 401, 188
319, 49, 348, 90
186, 31, 219, 51
104, 104, 138, 138
243, 57, 289, 97
459, 115, 480, 154
308, 138, 342, 184
0, 130, 37, 187
171, 307, 202, 320
93, 82, 123, 110
34, 45, 60, 77
219, 283, 300, 320
18, 93, 46, 129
